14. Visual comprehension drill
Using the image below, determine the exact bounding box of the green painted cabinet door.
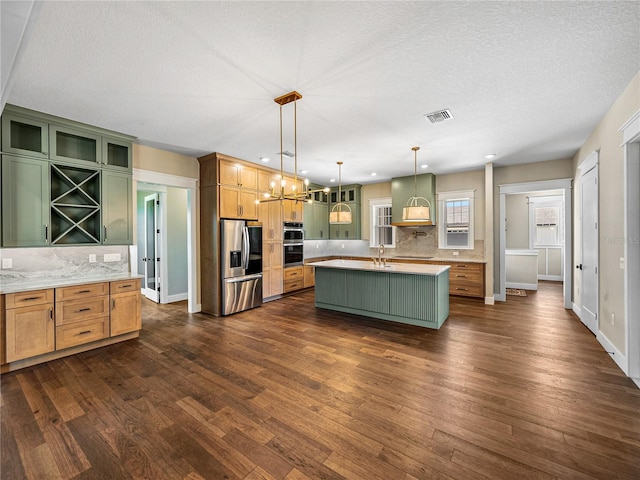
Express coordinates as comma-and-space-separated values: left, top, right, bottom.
304, 202, 329, 240
1, 155, 50, 247
102, 136, 132, 172
102, 171, 133, 245
1, 114, 49, 159
50, 124, 102, 167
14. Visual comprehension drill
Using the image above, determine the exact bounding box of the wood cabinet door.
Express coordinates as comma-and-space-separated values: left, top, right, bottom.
268, 201, 283, 241
239, 190, 258, 219
5, 304, 55, 362
219, 159, 257, 189
110, 292, 141, 336
219, 185, 240, 218
1, 155, 49, 247
283, 200, 304, 222
102, 171, 133, 245
270, 265, 283, 296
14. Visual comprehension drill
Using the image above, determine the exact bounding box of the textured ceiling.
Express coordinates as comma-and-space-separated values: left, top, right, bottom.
4, 1, 639, 185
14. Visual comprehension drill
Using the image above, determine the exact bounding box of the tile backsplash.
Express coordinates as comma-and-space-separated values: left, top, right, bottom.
0, 246, 129, 285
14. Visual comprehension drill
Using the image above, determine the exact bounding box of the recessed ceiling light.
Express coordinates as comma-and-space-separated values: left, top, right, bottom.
300, 170, 308, 174
485, 154, 496, 159
371, 172, 377, 176
420, 164, 428, 169
260, 157, 270, 162
329, 178, 336, 183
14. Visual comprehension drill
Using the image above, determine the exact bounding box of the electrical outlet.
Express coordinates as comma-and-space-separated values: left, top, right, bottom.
611, 313, 615, 325
620, 257, 625, 269
2, 258, 12, 269
452, 251, 459, 256
341, 244, 345, 249
89, 254, 97, 263
103, 253, 121, 263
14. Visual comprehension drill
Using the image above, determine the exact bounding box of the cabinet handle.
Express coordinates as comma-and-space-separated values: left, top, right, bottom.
21, 296, 41, 302
49, 308, 53, 321
457, 265, 467, 268
120, 284, 132, 288
455, 287, 469, 291
77, 330, 93, 335
77, 289, 91, 294
76, 308, 92, 313
44, 224, 48, 242
112, 299, 116, 309
104, 226, 107, 240
455, 275, 468, 278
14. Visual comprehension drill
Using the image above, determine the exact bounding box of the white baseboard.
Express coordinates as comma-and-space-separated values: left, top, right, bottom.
484, 296, 495, 305
505, 282, 538, 290
166, 292, 188, 303
494, 293, 506, 302
189, 303, 202, 313
633, 377, 640, 389
572, 302, 581, 317
538, 275, 562, 281
597, 331, 628, 376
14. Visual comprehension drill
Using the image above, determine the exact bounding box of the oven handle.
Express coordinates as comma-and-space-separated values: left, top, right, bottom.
284, 242, 304, 246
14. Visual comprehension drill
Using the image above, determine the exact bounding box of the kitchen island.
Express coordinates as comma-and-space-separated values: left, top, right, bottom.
310, 259, 450, 329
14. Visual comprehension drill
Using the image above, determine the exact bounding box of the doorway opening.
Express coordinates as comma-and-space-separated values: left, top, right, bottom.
497, 179, 573, 309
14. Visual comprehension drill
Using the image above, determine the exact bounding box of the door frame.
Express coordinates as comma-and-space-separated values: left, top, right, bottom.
497, 178, 573, 308
142, 192, 161, 303
621, 110, 640, 386
133, 169, 199, 313
577, 152, 599, 334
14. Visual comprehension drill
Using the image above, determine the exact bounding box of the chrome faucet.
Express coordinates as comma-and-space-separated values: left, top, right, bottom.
378, 244, 385, 265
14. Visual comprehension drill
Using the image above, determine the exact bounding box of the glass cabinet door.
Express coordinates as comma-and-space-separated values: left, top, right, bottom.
102, 136, 132, 172
1, 114, 50, 159
50, 125, 101, 166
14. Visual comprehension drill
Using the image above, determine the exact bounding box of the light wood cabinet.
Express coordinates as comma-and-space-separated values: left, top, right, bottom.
219, 159, 258, 189
446, 262, 484, 297
5, 289, 55, 362
284, 266, 304, 293
304, 265, 315, 288
283, 199, 304, 222
110, 279, 142, 336
219, 185, 258, 220
1, 278, 142, 371
259, 199, 284, 299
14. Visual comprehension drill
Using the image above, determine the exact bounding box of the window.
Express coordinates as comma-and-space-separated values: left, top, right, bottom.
438, 190, 475, 249
529, 196, 563, 247
369, 197, 395, 247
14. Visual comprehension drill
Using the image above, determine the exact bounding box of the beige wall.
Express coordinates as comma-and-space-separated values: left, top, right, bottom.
360, 182, 392, 242
133, 144, 199, 178
572, 71, 640, 354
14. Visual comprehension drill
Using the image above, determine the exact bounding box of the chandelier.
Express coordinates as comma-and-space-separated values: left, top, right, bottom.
402, 146, 432, 222
329, 161, 352, 224
261, 91, 328, 203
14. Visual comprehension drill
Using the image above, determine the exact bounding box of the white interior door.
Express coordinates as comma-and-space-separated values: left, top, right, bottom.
143, 193, 160, 302
580, 166, 598, 335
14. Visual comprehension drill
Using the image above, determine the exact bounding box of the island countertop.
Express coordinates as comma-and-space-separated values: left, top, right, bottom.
309, 259, 450, 276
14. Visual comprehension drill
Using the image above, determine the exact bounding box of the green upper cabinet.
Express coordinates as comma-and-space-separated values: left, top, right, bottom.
1, 155, 50, 247
102, 171, 133, 245
303, 185, 329, 240
102, 136, 132, 172
391, 173, 436, 224
1, 114, 49, 159
50, 124, 102, 167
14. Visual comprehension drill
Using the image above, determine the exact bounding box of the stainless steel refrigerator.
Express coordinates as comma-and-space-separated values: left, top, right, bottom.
220, 219, 263, 315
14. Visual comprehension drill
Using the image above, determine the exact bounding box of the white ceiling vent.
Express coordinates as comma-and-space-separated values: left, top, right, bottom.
424, 109, 453, 123
278, 150, 295, 158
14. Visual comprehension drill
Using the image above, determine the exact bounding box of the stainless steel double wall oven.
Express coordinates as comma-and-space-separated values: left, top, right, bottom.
283, 222, 304, 267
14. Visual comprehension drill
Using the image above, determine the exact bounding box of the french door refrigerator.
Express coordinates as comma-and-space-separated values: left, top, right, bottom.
220, 219, 263, 315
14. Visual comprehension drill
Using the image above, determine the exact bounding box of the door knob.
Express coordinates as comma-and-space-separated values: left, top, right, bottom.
576, 264, 583, 270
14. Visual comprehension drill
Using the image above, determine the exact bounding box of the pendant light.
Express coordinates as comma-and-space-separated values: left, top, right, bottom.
402, 146, 432, 222
329, 161, 352, 224
261, 91, 327, 204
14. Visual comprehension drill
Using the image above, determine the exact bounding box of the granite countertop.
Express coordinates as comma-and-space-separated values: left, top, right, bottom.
305, 254, 486, 264
0, 273, 143, 294
309, 259, 450, 276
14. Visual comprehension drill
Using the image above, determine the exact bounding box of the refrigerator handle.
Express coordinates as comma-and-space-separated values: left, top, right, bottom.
242, 226, 250, 269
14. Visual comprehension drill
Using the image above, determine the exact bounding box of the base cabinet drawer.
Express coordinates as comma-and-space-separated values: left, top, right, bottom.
56, 316, 109, 350
449, 283, 484, 297
284, 278, 304, 293
56, 296, 110, 325
55, 282, 108, 301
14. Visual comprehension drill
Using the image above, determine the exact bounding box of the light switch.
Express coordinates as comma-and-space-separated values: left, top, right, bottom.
89, 254, 97, 263
2, 258, 12, 269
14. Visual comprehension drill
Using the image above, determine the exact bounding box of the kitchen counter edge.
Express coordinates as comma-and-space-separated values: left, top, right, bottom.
0, 273, 143, 295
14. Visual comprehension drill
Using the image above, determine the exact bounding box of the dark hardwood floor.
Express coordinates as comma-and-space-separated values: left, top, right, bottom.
2, 282, 639, 480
